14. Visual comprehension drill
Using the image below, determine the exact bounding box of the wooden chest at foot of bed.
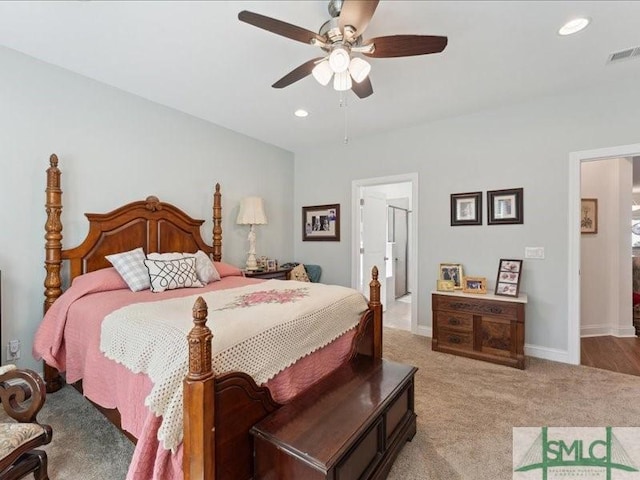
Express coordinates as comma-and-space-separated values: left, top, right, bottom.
251, 357, 417, 480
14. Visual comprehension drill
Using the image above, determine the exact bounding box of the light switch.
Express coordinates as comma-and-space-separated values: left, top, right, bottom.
525, 247, 545, 259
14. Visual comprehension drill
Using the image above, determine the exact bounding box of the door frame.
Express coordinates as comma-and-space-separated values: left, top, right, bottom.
568, 142, 640, 364
351, 173, 419, 334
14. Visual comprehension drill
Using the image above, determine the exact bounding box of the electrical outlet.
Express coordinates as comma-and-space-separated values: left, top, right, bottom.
7, 340, 20, 361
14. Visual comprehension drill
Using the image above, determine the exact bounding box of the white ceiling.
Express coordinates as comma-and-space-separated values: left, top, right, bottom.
1, 1, 639, 153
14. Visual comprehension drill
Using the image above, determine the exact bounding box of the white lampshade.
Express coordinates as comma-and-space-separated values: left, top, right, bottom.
312, 60, 333, 86
348, 57, 371, 83
333, 70, 352, 91
236, 197, 267, 225
329, 47, 350, 73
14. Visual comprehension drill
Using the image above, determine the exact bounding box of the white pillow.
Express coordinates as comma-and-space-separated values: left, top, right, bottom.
193, 251, 220, 283
106, 247, 150, 292
147, 251, 220, 284
143, 257, 203, 293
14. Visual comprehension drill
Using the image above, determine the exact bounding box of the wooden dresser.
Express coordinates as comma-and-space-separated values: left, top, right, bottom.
251, 357, 417, 480
432, 291, 527, 369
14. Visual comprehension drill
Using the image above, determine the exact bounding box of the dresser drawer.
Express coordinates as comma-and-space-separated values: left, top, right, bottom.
437, 328, 473, 350
434, 296, 518, 318
435, 311, 473, 331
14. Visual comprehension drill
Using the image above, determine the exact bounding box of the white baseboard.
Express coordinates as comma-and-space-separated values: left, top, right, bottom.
415, 325, 432, 338
581, 324, 637, 337
524, 344, 571, 364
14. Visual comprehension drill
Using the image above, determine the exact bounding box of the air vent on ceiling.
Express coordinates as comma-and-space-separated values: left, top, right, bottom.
607, 46, 640, 64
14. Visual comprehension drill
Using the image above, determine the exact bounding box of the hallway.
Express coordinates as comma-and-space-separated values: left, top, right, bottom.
581, 336, 640, 376
384, 294, 411, 331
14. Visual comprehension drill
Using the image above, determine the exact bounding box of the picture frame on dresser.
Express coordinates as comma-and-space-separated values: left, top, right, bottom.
462, 276, 487, 294
495, 258, 523, 297
439, 263, 463, 289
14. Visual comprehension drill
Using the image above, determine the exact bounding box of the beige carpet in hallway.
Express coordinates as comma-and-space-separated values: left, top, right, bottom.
10, 328, 640, 479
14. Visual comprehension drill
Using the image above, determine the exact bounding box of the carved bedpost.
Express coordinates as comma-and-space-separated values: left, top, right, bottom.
184, 297, 215, 480
44, 154, 63, 313
368, 266, 383, 359
212, 183, 222, 262
44, 154, 64, 393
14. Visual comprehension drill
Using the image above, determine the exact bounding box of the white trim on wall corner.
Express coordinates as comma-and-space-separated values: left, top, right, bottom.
416, 326, 432, 338
568, 142, 640, 365
580, 324, 637, 337
524, 344, 569, 364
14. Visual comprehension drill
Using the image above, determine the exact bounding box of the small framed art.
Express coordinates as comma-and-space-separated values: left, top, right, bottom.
487, 188, 523, 225
450, 192, 482, 226
437, 279, 456, 292
439, 263, 463, 289
580, 198, 598, 234
462, 276, 487, 294
303, 204, 340, 241
494, 258, 523, 297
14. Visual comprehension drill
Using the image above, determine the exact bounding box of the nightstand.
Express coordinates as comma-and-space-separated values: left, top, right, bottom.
243, 268, 292, 280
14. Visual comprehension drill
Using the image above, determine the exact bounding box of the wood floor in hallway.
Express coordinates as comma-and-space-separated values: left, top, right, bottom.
581, 335, 640, 376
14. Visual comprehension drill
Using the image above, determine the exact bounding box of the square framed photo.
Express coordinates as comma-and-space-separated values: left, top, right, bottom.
439, 263, 463, 290
580, 198, 598, 234
494, 258, 523, 297
302, 204, 340, 241
487, 188, 523, 225
462, 276, 487, 294
450, 192, 482, 226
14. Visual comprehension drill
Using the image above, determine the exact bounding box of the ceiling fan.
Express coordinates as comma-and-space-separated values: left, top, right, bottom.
238, 0, 448, 99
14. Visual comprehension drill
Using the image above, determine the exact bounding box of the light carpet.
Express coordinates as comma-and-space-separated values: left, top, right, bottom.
10, 328, 640, 479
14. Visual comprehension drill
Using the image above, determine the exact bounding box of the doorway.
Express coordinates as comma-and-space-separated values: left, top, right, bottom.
568, 143, 640, 366
351, 174, 418, 333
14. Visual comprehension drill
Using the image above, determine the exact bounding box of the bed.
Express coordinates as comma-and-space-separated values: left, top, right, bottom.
38, 154, 384, 480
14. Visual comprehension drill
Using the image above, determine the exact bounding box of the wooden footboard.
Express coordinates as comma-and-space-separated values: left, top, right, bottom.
183, 270, 382, 480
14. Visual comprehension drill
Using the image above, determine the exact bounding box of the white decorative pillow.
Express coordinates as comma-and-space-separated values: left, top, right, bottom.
106, 247, 150, 292
147, 251, 220, 284
290, 264, 310, 282
143, 257, 203, 293
193, 251, 221, 283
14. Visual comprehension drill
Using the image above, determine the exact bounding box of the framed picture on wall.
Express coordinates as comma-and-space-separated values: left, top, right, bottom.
450, 192, 482, 226
302, 204, 340, 241
487, 188, 524, 225
580, 198, 598, 234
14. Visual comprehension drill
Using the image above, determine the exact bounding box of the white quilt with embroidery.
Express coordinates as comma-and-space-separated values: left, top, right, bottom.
99, 279, 368, 451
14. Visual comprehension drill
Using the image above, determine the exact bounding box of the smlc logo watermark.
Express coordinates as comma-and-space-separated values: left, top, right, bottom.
513, 427, 640, 479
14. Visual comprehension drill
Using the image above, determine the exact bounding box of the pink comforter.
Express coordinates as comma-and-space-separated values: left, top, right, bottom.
33, 266, 356, 480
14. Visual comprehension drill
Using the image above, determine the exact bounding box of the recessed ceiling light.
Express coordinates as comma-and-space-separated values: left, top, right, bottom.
558, 17, 590, 36
294, 109, 309, 118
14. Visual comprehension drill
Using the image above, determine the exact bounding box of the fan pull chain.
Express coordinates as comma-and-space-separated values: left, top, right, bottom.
340, 91, 349, 144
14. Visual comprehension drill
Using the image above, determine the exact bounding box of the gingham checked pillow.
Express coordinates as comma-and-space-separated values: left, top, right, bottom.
143, 257, 203, 293
106, 247, 150, 292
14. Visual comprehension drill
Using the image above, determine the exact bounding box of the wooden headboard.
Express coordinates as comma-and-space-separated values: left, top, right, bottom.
43, 154, 222, 312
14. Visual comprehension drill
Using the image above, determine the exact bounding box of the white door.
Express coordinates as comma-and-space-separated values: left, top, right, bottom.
361, 189, 387, 310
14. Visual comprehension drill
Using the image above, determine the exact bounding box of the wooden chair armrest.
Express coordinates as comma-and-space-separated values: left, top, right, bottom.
0, 367, 47, 423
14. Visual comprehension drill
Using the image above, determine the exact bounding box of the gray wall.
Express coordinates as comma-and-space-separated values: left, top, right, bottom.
294, 76, 640, 359
0, 46, 294, 370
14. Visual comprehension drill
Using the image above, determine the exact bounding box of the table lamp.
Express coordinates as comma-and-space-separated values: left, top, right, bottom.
236, 196, 267, 270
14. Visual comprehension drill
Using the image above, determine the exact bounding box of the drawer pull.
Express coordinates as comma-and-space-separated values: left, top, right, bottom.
448, 335, 461, 344
448, 318, 461, 326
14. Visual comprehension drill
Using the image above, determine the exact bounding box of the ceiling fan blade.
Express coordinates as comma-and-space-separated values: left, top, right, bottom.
351, 76, 374, 99
272, 57, 324, 89
363, 35, 448, 58
339, 0, 379, 38
238, 10, 325, 45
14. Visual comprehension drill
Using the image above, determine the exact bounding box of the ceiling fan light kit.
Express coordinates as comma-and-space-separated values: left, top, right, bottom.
238, 0, 448, 100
